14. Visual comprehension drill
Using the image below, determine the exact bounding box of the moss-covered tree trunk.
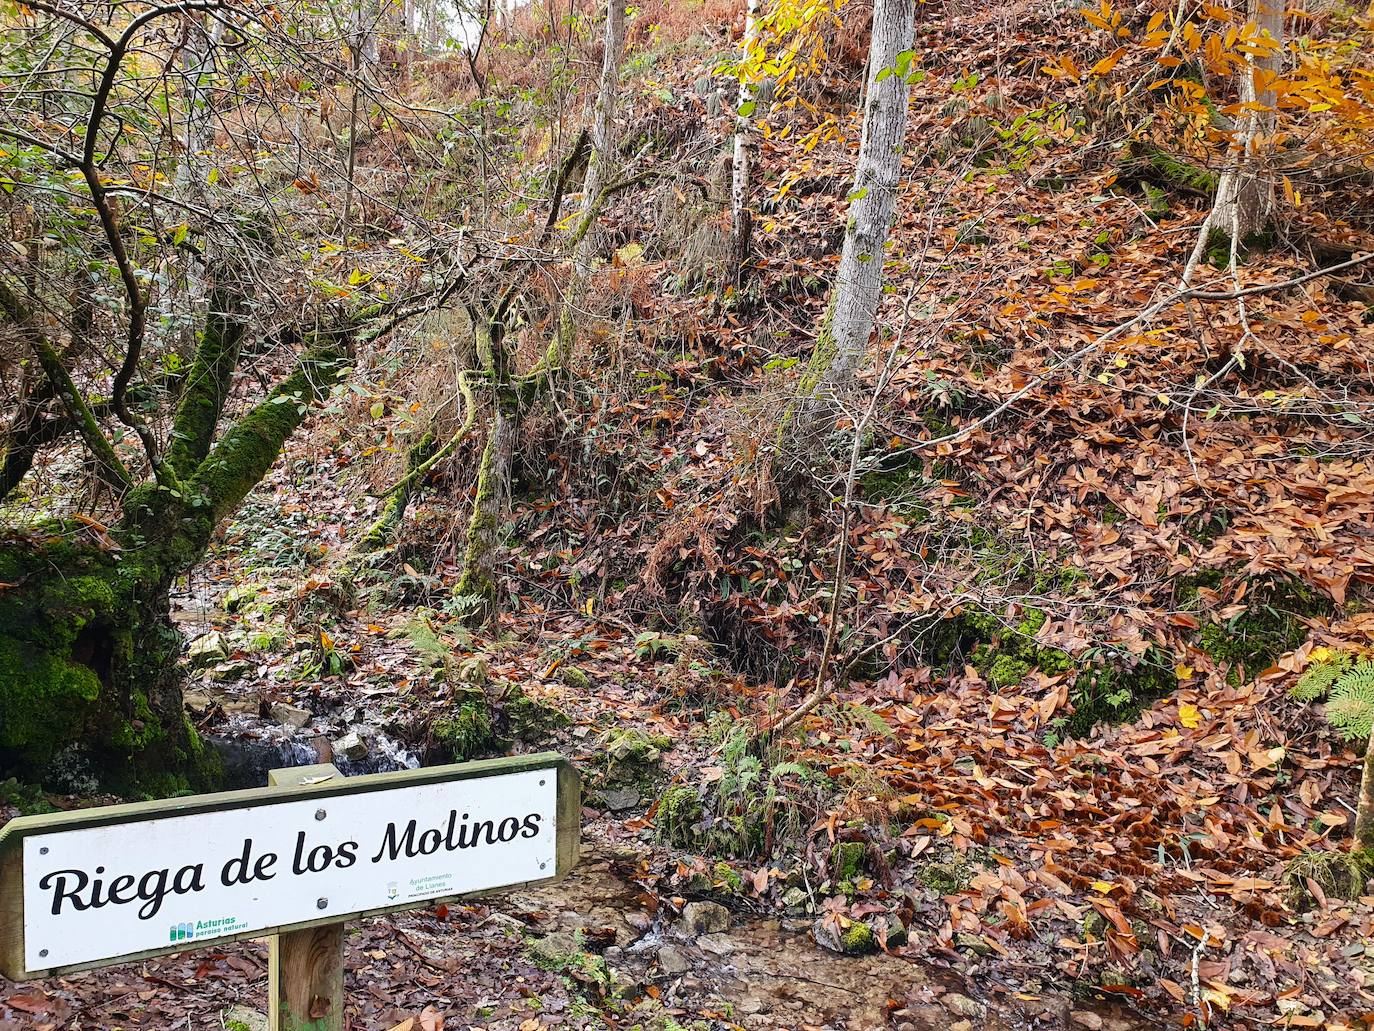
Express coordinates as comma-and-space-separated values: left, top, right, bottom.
0, 531, 209, 794
0, 337, 351, 791
454, 395, 516, 622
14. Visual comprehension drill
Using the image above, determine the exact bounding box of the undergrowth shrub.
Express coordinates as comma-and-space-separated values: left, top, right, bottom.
1291, 649, 1374, 741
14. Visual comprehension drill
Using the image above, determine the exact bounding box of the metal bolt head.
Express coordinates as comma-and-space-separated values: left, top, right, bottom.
314, 808, 327, 821
39, 949, 48, 958
317, 897, 328, 910
39, 847, 48, 855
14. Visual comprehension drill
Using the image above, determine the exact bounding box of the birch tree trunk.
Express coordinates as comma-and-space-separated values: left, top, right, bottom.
729, 0, 762, 284
809, 0, 916, 399
1183, 0, 1283, 283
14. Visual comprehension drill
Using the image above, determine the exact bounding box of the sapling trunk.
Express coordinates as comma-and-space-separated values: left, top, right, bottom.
1356, 720, 1374, 851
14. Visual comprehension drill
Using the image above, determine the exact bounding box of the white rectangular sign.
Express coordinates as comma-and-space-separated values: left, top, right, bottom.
1, 757, 573, 975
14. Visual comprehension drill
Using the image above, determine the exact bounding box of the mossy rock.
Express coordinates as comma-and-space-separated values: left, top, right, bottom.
502, 686, 570, 743
1182, 571, 1329, 684
656, 784, 704, 847
840, 921, 878, 955
432, 694, 497, 761
950, 606, 1074, 687
712, 860, 743, 892
222, 582, 267, 614
918, 856, 972, 896
560, 664, 591, 690
603, 729, 672, 783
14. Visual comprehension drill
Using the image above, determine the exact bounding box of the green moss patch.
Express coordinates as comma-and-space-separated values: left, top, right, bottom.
432, 693, 497, 761
1182, 571, 1329, 684
1284, 848, 1374, 907
656, 784, 704, 846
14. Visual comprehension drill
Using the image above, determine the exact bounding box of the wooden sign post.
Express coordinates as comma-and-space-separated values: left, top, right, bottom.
0, 753, 579, 1030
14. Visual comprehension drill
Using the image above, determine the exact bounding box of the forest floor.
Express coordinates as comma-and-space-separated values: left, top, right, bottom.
5, 0, 1374, 1028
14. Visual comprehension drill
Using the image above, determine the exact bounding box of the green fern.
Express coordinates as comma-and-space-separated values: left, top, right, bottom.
845, 702, 896, 738
1290, 651, 1355, 702
768, 761, 809, 782
1327, 660, 1374, 741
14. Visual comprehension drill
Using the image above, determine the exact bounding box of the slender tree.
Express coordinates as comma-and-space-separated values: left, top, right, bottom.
574, 0, 627, 279
730, 0, 762, 283
793, 0, 916, 442
1182, 0, 1284, 283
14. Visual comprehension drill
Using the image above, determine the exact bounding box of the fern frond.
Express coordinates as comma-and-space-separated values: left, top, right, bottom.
846, 702, 896, 738
1291, 651, 1354, 702
768, 760, 809, 782
1326, 659, 1374, 741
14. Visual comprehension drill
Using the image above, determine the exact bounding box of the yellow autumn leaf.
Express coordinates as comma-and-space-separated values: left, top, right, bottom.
1175, 662, 1194, 680
1090, 880, 1119, 894
1178, 703, 1201, 728
1090, 49, 1124, 76
1309, 645, 1335, 664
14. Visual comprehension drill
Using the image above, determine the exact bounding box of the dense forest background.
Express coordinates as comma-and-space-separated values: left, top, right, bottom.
2, 0, 1374, 1026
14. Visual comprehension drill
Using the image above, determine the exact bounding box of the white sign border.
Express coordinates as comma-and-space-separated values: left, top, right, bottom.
0, 752, 578, 981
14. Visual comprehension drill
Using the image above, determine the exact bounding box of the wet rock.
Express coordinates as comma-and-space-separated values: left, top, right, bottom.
600, 787, 641, 812
698, 933, 735, 957
188, 630, 227, 668
333, 731, 368, 761
657, 943, 691, 974
270, 702, 312, 729
209, 659, 254, 682
781, 886, 809, 913
942, 993, 983, 1019
678, 900, 730, 936
311, 735, 334, 764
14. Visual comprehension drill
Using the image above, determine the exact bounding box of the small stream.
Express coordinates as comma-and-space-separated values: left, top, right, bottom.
504, 851, 1154, 1031
207, 726, 419, 789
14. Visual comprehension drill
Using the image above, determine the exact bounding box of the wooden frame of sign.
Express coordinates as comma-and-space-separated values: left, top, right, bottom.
0, 752, 579, 1030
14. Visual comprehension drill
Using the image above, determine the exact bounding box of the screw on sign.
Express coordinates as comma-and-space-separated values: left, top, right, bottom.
0, 753, 580, 1031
